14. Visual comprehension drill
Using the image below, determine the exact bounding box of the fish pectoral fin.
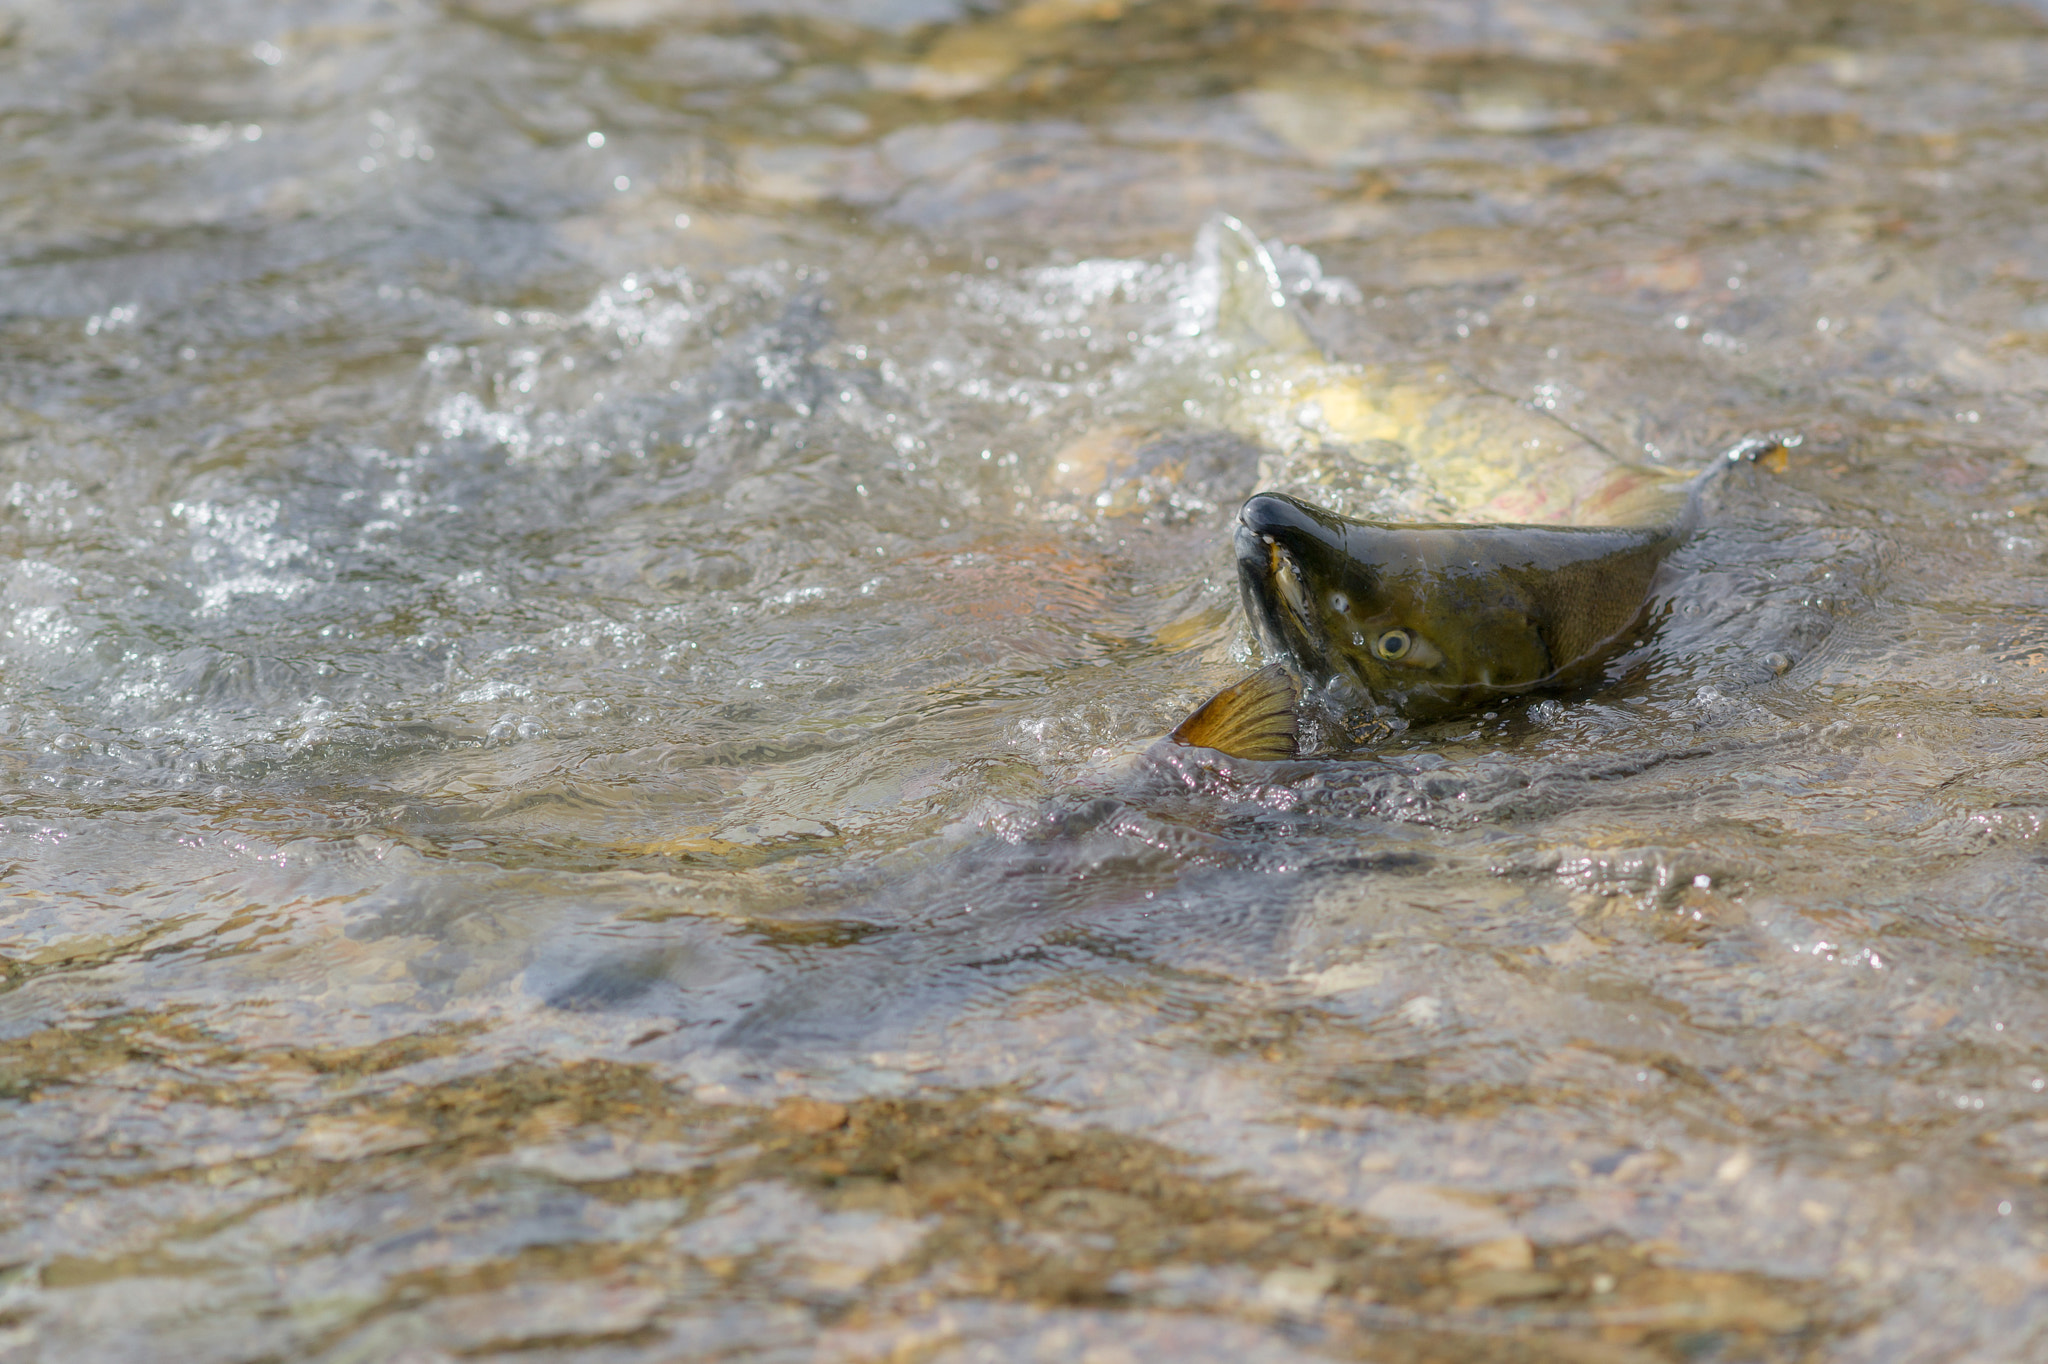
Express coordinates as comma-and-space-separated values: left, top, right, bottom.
1168, 663, 1301, 760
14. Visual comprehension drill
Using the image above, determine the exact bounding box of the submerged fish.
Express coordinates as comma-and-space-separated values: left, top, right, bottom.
1196, 214, 1699, 531
1167, 219, 1789, 759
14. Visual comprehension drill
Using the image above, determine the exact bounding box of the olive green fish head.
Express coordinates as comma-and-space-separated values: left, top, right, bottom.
1234, 492, 1674, 722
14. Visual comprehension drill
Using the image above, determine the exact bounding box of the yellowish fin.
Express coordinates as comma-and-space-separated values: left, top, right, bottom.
1168, 663, 1301, 760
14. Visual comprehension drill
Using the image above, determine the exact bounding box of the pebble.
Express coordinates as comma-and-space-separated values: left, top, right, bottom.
772, 1096, 849, 1134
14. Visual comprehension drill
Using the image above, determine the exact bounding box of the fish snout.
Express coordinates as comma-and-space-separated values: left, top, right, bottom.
1235, 492, 1351, 599
1235, 493, 1344, 665
1238, 492, 1334, 552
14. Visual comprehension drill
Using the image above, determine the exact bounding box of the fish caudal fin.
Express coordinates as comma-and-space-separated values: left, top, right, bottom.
1199, 214, 1321, 359
1168, 663, 1301, 760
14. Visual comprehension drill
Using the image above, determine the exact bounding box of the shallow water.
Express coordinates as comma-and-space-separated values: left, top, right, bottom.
8, 0, 2048, 1359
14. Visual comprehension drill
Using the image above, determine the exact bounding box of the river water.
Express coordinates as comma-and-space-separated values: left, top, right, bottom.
8, 1, 2048, 1360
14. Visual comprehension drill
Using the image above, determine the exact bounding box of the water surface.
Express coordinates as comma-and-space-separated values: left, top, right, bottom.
8, 0, 2048, 1359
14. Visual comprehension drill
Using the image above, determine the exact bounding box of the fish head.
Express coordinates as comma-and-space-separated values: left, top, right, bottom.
1234, 492, 1566, 721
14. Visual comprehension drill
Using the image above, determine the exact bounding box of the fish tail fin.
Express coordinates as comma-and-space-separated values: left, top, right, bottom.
1168, 663, 1301, 760
1678, 432, 1799, 531
1198, 214, 1322, 359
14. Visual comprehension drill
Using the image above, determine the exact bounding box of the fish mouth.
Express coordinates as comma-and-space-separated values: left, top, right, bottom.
1234, 493, 1343, 675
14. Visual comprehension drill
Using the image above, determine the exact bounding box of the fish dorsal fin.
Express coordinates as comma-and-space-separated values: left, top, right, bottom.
1168, 663, 1301, 760
1198, 214, 1321, 360
1653, 433, 1799, 537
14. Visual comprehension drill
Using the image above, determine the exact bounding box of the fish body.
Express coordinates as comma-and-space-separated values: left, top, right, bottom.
1165, 218, 1788, 755
1236, 477, 1701, 726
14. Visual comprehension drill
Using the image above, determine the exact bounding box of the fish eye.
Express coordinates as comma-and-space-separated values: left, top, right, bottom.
1329, 592, 1348, 613
1374, 629, 1412, 661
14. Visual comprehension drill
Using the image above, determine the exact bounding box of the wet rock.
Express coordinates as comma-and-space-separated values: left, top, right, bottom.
1256, 1260, 1336, 1313
771, 1096, 850, 1134
1452, 1268, 1565, 1306
1590, 1269, 1808, 1335
1453, 1233, 1534, 1274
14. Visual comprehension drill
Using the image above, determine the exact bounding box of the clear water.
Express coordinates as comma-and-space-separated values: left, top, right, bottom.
8, 1, 2048, 1359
